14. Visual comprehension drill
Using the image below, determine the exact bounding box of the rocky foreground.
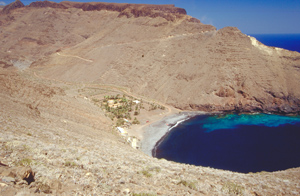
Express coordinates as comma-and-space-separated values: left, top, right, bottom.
1, 1, 300, 195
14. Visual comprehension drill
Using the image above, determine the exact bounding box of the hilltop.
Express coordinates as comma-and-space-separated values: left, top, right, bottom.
1, 1, 300, 195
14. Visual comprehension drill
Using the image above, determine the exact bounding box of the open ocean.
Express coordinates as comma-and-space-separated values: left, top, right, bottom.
154, 35, 300, 173
250, 34, 300, 53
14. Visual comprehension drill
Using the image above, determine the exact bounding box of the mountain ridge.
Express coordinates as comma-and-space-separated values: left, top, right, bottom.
1, 0, 189, 21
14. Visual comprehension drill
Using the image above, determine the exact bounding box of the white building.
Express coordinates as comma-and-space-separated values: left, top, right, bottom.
133, 100, 140, 104
117, 127, 128, 136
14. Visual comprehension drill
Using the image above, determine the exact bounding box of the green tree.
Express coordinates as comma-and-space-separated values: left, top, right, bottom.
116, 118, 125, 126
132, 117, 140, 124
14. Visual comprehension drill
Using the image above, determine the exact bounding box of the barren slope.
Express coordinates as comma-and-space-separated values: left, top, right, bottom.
1, 58, 300, 196
2, 1, 299, 114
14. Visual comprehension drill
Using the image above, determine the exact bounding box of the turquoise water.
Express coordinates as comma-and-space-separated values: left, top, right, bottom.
155, 114, 300, 173
200, 114, 300, 132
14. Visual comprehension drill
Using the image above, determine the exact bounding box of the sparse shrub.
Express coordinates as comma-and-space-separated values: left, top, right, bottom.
104, 95, 109, 100
132, 117, 140, 124
149, 166, 161, 173
64, 161, 77, 167
124, 113, 131, 120
109, 114, 114, 121
178, 180, 197, 190
222, 181, 244, 195
132, 193, 157, 196
15, 158, 32, 166
22, 144, 31, 151
142, 170, 152, 178
139, 169, 152, 178
120, 97, 127, 103
3, 144, 13, 153
116, 118, 125, 126
92, 98, 100, 103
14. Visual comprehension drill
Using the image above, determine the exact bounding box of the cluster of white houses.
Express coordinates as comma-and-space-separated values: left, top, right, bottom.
107, 99, 140, 109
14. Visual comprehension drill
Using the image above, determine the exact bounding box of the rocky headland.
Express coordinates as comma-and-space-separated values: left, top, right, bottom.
1, 1, 300, 195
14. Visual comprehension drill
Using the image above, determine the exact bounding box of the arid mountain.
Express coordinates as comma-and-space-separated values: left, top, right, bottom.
1, 0, 24, 14
1, 1, 300, 195
2, 1, 299, 114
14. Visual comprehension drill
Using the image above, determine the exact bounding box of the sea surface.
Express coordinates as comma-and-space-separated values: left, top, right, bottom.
250, 34, 300, 53
154, 114, 300, 173
154, 34, 300, 173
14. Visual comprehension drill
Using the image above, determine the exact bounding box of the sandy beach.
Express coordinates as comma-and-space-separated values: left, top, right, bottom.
140, 112, 207, 156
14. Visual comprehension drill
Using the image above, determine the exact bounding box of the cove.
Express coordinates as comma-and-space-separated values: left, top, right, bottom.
153, 114, 300, 173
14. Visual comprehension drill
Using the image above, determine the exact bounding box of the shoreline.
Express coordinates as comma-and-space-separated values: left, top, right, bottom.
139, 109, 300, 157
140, 111, 300, 157
140, 111, 208, 156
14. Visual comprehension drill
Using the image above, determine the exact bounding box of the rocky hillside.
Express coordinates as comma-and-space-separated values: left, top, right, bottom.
1, 1, 300, 195
1, 0, 24, 14
1, 51, 300, 196
2, 1, 298, 114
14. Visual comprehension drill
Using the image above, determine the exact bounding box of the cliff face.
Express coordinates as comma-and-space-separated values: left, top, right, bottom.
28, 1, 68, 9
1, 0, 24, 14
1, 1, 300, 114
27, 1, 187, 21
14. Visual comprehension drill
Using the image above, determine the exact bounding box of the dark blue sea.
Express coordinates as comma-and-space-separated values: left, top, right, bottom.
154, 35, 300, 173
250, 34, 300, 53
154, 114, 300, 173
